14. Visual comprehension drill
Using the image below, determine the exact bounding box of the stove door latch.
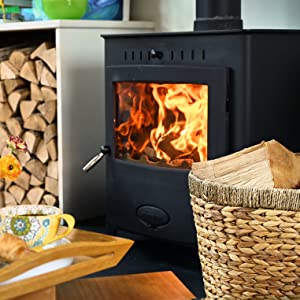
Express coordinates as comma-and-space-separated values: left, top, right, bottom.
82, 145, 111, 172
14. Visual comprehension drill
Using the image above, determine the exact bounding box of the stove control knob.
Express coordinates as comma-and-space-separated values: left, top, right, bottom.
150, 49, 163, 59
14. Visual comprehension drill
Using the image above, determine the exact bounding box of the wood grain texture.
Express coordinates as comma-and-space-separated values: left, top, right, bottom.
12, 287, 56, 300
56, 271, 195, 300
0, 228, 134, 300
192, 139, 300, 190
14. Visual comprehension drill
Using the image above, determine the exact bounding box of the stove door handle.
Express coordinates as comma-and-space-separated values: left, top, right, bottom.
82, 145, 111, 172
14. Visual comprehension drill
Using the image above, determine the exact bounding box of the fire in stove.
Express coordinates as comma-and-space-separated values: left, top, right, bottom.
115, 82, 208, 168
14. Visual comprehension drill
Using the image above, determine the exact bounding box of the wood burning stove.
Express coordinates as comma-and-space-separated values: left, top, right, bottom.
84, 0, 300, 245
102, 65, 229, 244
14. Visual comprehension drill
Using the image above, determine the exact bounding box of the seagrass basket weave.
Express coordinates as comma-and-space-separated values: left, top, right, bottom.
189, 172, 300, 300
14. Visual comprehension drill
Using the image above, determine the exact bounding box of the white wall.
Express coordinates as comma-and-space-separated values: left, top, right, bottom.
130, 0, 195, 32
130, 0, 300, 31
242, 0, 300, 29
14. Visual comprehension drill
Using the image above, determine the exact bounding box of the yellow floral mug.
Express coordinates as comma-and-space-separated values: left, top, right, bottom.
0, 205, 75, 249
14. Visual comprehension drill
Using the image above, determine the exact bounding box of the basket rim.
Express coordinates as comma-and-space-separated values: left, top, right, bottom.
188, 172, 300, 211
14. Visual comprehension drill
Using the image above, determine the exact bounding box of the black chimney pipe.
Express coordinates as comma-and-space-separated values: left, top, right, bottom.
194, 0, 243, 31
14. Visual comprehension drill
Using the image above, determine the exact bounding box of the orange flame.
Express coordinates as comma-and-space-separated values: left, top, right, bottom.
115, 82, 208, 168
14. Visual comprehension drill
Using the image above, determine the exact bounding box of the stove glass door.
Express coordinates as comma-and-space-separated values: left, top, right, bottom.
106, 65, 230, 169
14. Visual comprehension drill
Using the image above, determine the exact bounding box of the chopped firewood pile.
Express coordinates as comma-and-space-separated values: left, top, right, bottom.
192, 139, 300, 189
0, 41, 58, 207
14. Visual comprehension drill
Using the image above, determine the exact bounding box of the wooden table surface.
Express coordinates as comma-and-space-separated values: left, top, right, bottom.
56, 271, 196, 300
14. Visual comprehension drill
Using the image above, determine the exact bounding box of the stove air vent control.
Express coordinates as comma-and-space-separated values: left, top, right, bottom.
150, 49, 163, 59
136, 205, 169, 229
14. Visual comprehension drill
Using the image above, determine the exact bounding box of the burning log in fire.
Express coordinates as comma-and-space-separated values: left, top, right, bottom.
115, 82, 208, 168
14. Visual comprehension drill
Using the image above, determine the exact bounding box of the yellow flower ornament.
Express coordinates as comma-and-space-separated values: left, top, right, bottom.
0, 136, 28, 181
0, 154, 22, 181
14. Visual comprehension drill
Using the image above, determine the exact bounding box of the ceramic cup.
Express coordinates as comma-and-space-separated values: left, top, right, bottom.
0, 205, 75, 249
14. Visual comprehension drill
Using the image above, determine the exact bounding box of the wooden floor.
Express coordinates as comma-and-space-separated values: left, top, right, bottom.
76, 218, 205, 298
56, 271, 195, 300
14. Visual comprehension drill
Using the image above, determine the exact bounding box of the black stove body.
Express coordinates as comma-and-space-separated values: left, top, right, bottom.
101, 1, 300, 245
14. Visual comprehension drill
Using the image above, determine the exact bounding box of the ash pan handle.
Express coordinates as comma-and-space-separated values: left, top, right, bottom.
82, 145, 111, 172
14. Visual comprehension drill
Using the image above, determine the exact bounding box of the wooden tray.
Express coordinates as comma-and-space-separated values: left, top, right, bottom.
0, 227, 134, 300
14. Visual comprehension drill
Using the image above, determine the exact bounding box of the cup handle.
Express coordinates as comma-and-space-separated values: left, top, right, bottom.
31, 214, 75, 252
54, 214, 75, 241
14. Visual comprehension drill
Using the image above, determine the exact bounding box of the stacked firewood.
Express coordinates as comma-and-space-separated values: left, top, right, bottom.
0, 41, 58, 208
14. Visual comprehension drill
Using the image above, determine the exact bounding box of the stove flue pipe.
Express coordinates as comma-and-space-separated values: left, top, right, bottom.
194, 0, 243, 31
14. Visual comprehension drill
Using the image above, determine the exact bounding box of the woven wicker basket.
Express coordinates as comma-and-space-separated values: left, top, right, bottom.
189, 172, 300, 300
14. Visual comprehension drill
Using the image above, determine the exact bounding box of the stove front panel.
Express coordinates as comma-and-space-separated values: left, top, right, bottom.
105, 65, 229, 244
